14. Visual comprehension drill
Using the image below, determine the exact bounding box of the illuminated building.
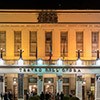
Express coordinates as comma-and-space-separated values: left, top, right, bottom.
0, 10, 100, 100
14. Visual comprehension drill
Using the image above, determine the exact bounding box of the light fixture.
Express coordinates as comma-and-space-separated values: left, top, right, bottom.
96, 50, 100, 65
76, 50, 82, 66
96, 59, 100, 65
76, 58, 82, 66
0, 48, 5, 65
82, 81, 86, 85
56, 58, 63, 66
17, 49, 24, 66
48, 81, 51, 84
18, 58, 24, 66
0, 58, 4, 65
37, 59, 43, 65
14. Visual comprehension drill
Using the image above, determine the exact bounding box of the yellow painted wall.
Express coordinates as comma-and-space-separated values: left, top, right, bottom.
0, 10, 100, 61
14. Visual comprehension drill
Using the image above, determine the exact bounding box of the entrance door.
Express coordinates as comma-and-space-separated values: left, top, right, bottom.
63, 85, 69, 95
44, 84, 54, 93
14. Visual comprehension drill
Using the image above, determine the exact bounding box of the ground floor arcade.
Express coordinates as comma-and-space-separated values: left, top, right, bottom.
0, 66, 100, 100
0, 73, 94, 100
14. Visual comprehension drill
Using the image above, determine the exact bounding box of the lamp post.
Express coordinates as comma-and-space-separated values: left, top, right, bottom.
76, 50, 82, 66
18, 49, 24, 66
17, 49, 24, 100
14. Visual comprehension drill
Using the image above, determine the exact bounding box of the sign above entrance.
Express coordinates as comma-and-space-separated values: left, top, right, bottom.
0, 65, 100, 74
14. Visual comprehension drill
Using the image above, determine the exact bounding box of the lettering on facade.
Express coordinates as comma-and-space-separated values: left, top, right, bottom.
37, 11, 58, 23
20, 67, 81, 73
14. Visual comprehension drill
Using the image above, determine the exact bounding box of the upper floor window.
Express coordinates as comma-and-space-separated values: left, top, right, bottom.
29, 31, 37, 57
76, 31, 83, 57
60, 32, 68, 58
14, 31, 21, 56
91, 32, 99, 57
0, 31, 6, 56
45, 31, 52, 56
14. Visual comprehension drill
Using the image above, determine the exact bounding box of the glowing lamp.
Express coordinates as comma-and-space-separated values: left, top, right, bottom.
37, 59, 43, 65
18, 58, 24, 66
57, 58, 63, 66
0, 58, 4, 65
96, 59, 100, 65
76, 59, 82, 66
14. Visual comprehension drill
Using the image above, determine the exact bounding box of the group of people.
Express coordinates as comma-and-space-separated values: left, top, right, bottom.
56, 92, 64, 100
40, 91, 64, 100
0, 91, 13, 100
26, 91, 37, 100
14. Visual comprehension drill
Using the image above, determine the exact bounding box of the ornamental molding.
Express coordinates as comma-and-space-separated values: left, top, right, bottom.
37, 11, 58, 23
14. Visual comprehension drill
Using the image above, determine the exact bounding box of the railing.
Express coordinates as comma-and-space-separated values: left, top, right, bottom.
3, 59, 97, 66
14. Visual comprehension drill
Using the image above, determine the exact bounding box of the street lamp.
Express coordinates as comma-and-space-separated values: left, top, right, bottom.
96, 50, 100, 65
17, 49, 24, 66
0, 48, 5, 65
76, 50, 82, 65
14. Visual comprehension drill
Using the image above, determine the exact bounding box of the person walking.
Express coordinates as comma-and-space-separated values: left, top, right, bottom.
4, 92, 8, 100
26, 91, 29, 100
60, 92, 64, 100
1, 92, 3, 100
40, 92, 45, 100
56, 92, 60, 100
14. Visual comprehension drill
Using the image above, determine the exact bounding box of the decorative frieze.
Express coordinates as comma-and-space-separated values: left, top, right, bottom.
37, 11, 58, 23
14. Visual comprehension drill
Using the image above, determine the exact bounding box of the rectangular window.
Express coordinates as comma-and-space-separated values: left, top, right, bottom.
44, 78, 54, 83
29, 31, 37, 57
76, 32, 83, 57
45, 31, 52, 56
28, 77, 37, 83
0, 31, 6, 56
63, 78, 69, 83
60, 32, 68, 57
63, 85, 69, 95
92, 32, 99, 57
14, 31, 21, 56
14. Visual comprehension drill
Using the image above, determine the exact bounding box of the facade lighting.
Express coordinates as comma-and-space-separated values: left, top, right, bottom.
96, 50, 100, 65
17, 49, 24, 66
76, 50, 82, 66
76, 59, 82, 66
0, 58, 4, 65
0, 48, 5, 65
18, 58, 24, 66
56, 58, 63, 66
37, 59, 43, 65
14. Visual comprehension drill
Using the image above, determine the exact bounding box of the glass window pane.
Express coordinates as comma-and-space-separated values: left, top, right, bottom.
60, 32, 68, 57
29, 31, 37, 56
45, 31, 52, 56
91, 32, 99, 57
0, 31, 6, 56
14, 31, 21, 56
76, 32, 83, 57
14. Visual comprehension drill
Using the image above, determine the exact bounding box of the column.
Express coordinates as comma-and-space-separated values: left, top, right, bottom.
18, 73, 24, 100
76, 74, 82, 100
95, 74, 100, 100
0, 74, 5, 93
37, 75, 43, 95
56, 75, 63, 93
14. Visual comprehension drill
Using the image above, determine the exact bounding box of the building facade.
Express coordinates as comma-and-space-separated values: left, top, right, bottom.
0, 10, 100, 100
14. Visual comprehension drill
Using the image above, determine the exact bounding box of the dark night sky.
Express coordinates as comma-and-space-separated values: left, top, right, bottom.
0, 0, 100, 9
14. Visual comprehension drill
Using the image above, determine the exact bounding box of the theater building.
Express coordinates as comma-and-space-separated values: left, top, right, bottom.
0, 10, 100, 100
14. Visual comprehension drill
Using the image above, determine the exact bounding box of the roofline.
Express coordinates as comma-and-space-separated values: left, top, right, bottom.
0, 9, 100, 13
